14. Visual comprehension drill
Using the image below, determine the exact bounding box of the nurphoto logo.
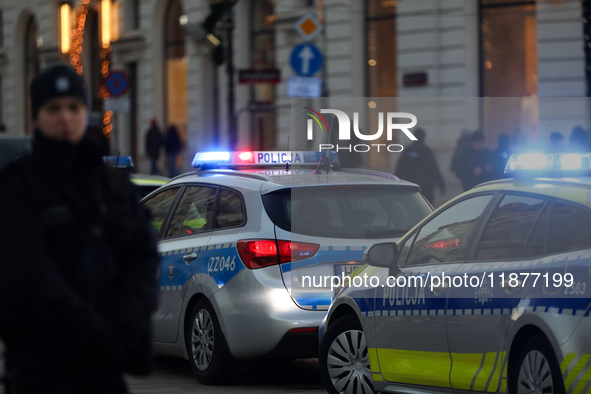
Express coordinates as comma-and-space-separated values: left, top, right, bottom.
303, 107, 418, 153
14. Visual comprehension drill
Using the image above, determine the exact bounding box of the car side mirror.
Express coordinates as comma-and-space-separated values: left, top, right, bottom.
365, 242, 402, 277
364, 242, 400, 268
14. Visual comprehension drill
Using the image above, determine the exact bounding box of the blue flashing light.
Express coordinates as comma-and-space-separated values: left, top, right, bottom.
505, 153, 591, 176
103, 156, 134, 169
192, 152, 231, 166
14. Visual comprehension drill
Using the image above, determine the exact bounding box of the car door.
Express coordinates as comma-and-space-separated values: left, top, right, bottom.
150, 185, 217, 343
447, 193, 548, 392
374, 194, 495, 389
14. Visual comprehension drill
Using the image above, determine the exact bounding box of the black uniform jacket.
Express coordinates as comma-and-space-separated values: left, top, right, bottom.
0, 130, 159, 374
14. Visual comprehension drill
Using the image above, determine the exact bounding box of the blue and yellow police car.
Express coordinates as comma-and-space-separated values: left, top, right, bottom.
139, 150, 432, 384
319, 152, 591, 394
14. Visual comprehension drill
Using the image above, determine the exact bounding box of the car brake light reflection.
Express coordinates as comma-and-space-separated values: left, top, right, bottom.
424, 238, 461, 250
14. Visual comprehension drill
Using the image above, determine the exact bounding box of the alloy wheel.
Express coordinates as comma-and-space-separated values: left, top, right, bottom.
191, 309, 215, 371
517, 350, 554, 394
326, 329, 373, 394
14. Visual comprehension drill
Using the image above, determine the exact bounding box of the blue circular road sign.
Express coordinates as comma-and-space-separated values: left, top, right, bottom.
105, 70, 130, 97
290, 43, 323, 77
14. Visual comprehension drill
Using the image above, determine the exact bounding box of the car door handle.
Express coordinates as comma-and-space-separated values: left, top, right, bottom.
183, 252, 198, 264
432, 283, 449, 296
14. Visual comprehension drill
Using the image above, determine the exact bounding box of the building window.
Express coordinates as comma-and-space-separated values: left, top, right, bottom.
481, 0, 537, 143
0, 11, 4, 47
251, 0, 275, 150
82, 9, 102, 112
164, 0, 187, 150
124, 0, 140, 30
24, 17, 39, 131
366, 0, 396, 97
0, 77, 4, 130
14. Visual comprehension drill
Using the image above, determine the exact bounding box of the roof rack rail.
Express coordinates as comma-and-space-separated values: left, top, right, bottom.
197, 169, 273, 182
339, 168, 399, 181
169, 169, 273, 183
169, 171, 198, 182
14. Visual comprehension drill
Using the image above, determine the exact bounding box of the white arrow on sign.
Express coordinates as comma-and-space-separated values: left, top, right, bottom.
298, 45, 314, 75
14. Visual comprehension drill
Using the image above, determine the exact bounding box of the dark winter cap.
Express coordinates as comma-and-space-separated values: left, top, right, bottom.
30, 64, 88, 119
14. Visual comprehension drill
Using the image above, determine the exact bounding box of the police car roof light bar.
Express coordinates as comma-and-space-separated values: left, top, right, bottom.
505, 152, 591, 177
103, 155, 134, 170
192, 151, 340, 169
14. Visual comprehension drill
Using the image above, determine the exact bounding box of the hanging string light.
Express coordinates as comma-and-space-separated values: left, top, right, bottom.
68, 0, 113, 141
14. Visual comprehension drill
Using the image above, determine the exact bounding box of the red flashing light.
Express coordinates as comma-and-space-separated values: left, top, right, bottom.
288, 327, 319, 333
424, 238, 461, 250
239, 152, 253, 161
234, 151, 255, 164
237, 240, 319, 269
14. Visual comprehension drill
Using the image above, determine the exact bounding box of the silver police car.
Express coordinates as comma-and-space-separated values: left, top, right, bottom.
140, 150, 432, 384
319, 152, 591, 394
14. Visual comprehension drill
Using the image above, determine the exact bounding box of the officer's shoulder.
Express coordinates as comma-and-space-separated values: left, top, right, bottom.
0, 155, 36, 200
0, 155, 34, 183
102, 165, 135, 189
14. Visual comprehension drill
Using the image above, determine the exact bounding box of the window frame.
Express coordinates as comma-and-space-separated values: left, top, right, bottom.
213, 186, 248, 231
545, 197, 591, 257
468, 192, 591, 262
163, 184, 219, 240
469, 191, 550, 262
399, 191, 500, 267
141, 185, 183, 240
156, 183, 248, 240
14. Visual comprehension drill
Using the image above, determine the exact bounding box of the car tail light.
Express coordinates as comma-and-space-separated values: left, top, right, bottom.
237, 240, 319, 269
424, 238, 461, 250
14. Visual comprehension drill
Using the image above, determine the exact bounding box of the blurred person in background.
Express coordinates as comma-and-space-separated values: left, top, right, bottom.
395, 128, 445, 205
145, 118, 163, 175
450, 129, 472, 183
569, 126, 588, 152
548, 131, 565, 153
455, 131, 494, 191
491, 134, 512, 179
0, 65, 159, 394
165, 123, 181, 177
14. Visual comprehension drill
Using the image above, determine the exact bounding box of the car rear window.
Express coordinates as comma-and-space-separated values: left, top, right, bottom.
262, 186, 431, 239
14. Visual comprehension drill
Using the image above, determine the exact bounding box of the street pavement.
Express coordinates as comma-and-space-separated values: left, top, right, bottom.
127, 356, 325, 394
1, 341, 326, 393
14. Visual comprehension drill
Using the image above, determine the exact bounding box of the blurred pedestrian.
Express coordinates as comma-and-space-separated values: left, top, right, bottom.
395, 128, 445, 204
145, 118, 163, 175
450, 129, 472, 182
548, 132, 565, 153
491, 134, 512, 179
455, 131, 494, 191
569, 126, 588, 153
0, 65, 159, 394
165, 123, 181, 177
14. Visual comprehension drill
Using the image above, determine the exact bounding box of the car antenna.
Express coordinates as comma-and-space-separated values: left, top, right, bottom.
314, 113, 335, 174
285, 136, 290, 170
115, 151, 121, 169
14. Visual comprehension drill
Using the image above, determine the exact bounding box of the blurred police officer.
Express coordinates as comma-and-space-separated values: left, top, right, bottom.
455, 131, 494, 191
0, 65, 159, 393
395, 128, 445, 205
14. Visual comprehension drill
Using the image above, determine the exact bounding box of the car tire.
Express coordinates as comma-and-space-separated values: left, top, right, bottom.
510, 334, 565, 394
319, 314, 374, 394
185, 298, 225, 385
